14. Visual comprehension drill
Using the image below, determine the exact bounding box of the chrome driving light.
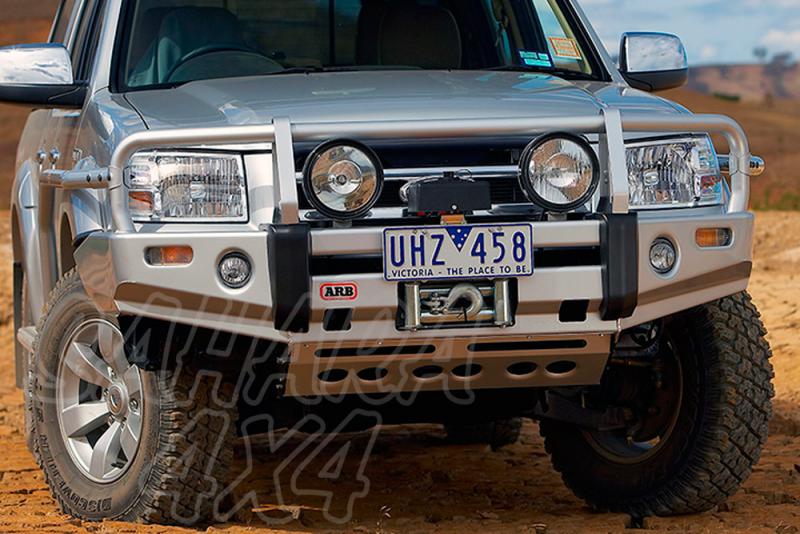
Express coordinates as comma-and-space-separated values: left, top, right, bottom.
627, 136, 722, 209
125, 152, 247, 222
519, 134, 600, 212
302, 140, 384, 219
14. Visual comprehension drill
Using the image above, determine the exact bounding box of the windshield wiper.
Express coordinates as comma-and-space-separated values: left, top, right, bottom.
486, 65, 593, 80
263, 66, 325, 76
265, 65, 420, 76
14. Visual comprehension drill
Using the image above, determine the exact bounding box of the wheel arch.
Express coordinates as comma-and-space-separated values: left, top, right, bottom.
58, 212, 77, 278
57, 189, 105, 279
11, 207, 22, 263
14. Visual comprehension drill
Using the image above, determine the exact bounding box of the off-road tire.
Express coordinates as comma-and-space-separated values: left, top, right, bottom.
540, 292, 774, 517
444, 418, 523, 450
30, 269, 237, 525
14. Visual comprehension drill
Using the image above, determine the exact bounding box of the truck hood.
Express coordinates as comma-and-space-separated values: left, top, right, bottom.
125, 70, 687, 130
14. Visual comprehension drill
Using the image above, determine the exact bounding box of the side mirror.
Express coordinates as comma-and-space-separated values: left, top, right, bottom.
619, 32, 688, 92
0, 43, 86, 108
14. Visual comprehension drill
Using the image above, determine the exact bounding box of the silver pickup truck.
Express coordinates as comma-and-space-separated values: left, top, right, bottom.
3, 0, 773, 526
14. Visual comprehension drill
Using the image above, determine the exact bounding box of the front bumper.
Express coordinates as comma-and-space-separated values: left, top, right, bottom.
75, 209, 753, 395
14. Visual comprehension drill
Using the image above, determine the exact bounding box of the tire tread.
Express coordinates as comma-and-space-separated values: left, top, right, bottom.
32, 269, 237, 525
541, 292, 774, 517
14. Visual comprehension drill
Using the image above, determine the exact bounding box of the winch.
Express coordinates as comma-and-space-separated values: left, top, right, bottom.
400, 279, 514, 330
403, 172, 492, 215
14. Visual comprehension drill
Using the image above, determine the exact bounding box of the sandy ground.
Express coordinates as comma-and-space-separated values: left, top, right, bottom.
0, 212, 797, 533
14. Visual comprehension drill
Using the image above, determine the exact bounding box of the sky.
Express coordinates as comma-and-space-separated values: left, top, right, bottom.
579, 0, 800, 65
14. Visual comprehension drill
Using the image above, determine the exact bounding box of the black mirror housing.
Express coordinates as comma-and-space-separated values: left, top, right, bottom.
0, 84, 87, 109
621, 69, 689, 92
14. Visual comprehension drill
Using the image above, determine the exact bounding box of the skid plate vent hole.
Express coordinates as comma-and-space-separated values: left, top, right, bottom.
356, 367, 389, 382
413, 365, 444, 379
507, 362, 538, 376
452, 364, 483, 378
318, 369, 349, 383
546, 360, 577, 375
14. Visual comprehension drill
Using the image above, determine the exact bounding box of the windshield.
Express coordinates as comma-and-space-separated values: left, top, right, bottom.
119, 0, 601, 90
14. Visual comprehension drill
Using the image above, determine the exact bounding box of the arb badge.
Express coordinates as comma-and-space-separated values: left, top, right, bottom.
320, 282, 358, 301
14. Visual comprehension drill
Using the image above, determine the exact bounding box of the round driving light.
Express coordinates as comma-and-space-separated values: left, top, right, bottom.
650, 238, 677, 274
302, 140, 384, 220
218, 252, 252, 288
519, 133, 599, 212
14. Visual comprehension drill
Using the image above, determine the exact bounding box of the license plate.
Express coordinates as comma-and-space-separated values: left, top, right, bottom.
382, 224, 534, 282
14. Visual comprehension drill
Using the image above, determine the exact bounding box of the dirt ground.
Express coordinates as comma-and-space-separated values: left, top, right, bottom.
0, 212, 797, 534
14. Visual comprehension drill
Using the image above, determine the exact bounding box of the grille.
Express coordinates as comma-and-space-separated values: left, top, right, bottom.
297, 177, 528, 210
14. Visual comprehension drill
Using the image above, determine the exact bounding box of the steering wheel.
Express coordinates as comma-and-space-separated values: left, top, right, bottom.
165, 43, 274, 83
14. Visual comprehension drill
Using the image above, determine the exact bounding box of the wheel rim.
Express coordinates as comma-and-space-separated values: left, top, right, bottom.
56, 319, 143, 483
583, 338, 683, 465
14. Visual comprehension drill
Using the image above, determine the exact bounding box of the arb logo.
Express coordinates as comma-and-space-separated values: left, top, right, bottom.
320, 282, 358, 301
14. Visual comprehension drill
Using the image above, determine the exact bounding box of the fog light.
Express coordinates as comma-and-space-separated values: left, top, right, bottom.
650, 238, 677, 274
218, 252, 252, 288
696, 228, 733, 248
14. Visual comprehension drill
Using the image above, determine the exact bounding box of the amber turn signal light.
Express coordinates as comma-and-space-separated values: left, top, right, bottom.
146, 246, 194, 266
695, 228, 733, 248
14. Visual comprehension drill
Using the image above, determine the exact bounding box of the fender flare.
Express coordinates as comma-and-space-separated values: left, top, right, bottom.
11, 164, 45, 316
57, 187, 106, 277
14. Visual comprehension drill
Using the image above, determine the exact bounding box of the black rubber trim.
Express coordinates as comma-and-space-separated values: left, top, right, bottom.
267, 224, 311, 333
599, 213, 639, 320
622, 68, 688, 92
13, 262, 24, 389
0, 84, 87, 109
73, 229, 100, 250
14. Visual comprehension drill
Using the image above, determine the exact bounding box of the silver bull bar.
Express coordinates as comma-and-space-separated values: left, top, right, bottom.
101, 110, 754, 232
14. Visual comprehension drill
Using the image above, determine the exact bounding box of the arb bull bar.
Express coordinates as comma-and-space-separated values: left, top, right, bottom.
57, 111, 758, 396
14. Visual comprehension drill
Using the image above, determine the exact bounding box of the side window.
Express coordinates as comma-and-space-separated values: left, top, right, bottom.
71, 0, 106, 82
51, 0, 79, 44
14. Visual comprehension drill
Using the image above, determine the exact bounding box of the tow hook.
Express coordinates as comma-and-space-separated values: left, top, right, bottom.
442, 283, 485, 321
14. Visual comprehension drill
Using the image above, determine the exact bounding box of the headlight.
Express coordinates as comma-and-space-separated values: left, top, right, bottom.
124, 152, 247, 222
519, 134, 600, 212
627, 136, 722, 209
302, 140, 383, 220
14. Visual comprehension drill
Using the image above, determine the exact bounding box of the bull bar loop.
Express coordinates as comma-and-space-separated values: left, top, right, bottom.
106, 112, 752, 233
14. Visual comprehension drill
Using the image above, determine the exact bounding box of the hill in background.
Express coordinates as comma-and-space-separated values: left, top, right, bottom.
690, 62, 800, 102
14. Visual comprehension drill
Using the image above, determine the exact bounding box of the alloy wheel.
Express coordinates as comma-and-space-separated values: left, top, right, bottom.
56, 319, 143, 483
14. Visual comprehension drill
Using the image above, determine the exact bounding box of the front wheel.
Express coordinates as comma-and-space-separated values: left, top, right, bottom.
30, 270, 237, 524
540, 292, 774, 517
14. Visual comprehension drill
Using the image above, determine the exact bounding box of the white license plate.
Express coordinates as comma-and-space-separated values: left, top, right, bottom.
383, 224, 534, 282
